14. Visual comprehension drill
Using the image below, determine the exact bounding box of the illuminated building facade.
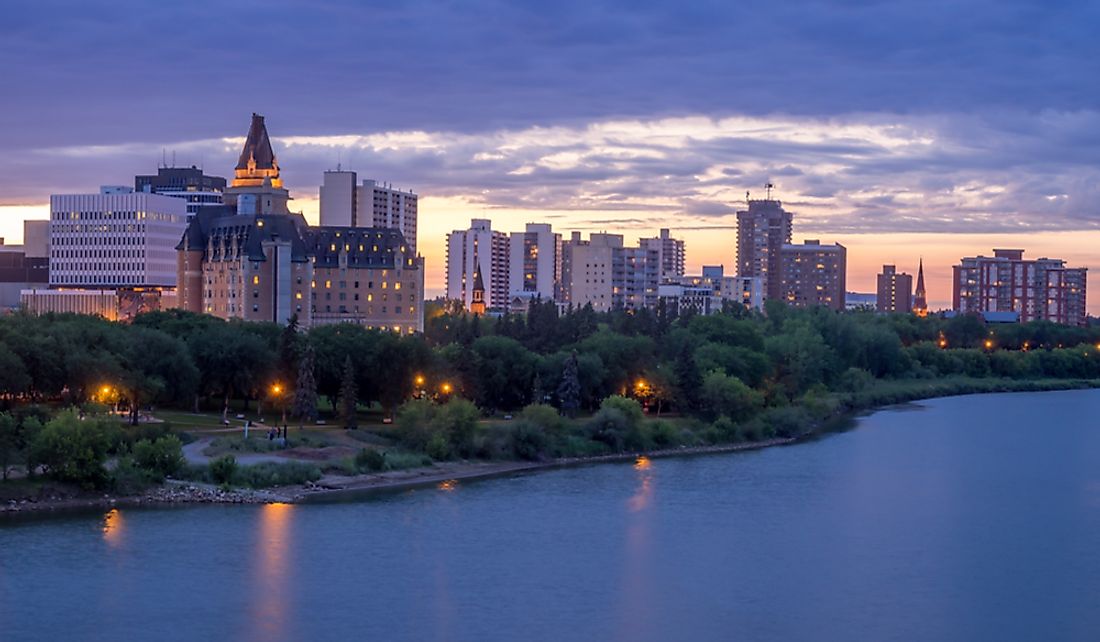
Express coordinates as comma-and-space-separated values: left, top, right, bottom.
952, 249, 1087, 326
446, 219, 510, 311
737, 199, 793, 301
778, 240, 847, 310
876, 264, 913, 313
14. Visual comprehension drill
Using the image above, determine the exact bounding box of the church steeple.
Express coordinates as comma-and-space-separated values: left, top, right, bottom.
232, 113, 282, 189
913, 257, 928, 317
470, 268, 486, 315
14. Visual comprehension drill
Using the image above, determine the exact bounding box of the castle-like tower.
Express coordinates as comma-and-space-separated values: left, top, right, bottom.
469, 269, 487, 315
913, 258, 928, 317
224, 113, 290, 215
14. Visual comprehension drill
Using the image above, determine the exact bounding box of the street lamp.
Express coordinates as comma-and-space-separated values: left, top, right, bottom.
271, 383, 287, 435
440, 382, 453, 397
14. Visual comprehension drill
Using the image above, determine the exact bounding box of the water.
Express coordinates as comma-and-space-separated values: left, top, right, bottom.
3, 389, 1100, 641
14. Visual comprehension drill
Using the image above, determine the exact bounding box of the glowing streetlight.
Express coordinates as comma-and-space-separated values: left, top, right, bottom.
415, 375, 425, 386
440, 382, 453, 395
983, 339, 994, 350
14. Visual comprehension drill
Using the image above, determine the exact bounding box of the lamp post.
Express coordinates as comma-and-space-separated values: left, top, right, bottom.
414, 375, 426, 399
271, 384, 287, 437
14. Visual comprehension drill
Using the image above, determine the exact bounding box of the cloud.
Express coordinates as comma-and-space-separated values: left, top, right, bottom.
4, 110, 1098, 237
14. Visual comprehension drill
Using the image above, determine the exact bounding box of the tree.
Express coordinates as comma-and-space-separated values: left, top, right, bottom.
557, 351, 581, 418
338, 355, 358, 430
700, 371, 764, 421
673, 342, 703, 414
278, 313, 301, 385
292, 343, 319, 426
31, 411, 111, 489
0, 412, 16, 480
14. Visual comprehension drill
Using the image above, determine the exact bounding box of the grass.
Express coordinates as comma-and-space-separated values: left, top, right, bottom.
201, 431, 340, 457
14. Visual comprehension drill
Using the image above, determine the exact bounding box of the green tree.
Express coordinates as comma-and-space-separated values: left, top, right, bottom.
700, 371, 764, 422
0, 412, 16, 480
31, 411, 112, 489
673, 342, 703, 414
338, 355, 358, 430
557, 351, 582, 418
292, 343, 319, 426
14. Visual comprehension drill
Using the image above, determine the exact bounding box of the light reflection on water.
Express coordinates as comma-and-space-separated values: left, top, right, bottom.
101, 508, 124, 547
249, 503, 293, 640
2, 390, 1099, 642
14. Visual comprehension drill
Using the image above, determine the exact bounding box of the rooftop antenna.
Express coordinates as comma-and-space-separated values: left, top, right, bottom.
337, 150, 342, 172
172, 150, 176, 168
745, 190, 750, 205
161, 148, 167, 169
765, 182, 774, 200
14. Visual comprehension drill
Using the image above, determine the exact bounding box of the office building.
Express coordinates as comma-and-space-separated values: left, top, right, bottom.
778, 240, 847, 310
49, 188, 187, 288
135, 165, 226, 219
952, 249, 1087, 326
876, 265, 913, 313
657, 266, 763, 316
737, 198, 793, 301
640, 228, 685, 281
446, 219, 510, 311
319, 171, 419, 253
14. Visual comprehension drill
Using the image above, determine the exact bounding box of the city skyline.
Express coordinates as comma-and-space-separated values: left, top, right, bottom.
2, 1, 1097, 314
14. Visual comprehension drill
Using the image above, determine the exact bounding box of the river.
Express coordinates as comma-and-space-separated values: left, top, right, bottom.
2, 389, 1099, 641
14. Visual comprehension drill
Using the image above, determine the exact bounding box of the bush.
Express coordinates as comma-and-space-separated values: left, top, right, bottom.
762, 406, 814, 438
209, 455, 238, 485
426, 432, 452, 461
586, 407, 630, 451
599, 396, 644, 428
700, 371, 764, 421
711, 415, 740, 442
31, 411, 112, 489
354, 448, 386, 472
111, 456, 159, 494
396, 398, 437, 451
435, 399, 480, 457
517, 404, 565, 434
649, 420, 681, 448
234, 461, 321, 488
131, 435, 184, 479
508, 422, 547, 461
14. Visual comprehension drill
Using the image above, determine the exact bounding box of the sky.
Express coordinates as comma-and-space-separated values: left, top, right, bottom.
2, 0, 1098, 312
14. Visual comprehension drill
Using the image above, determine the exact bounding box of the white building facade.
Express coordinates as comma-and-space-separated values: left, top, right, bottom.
49, 189, 187, 288
446, 219, 510, 310
509, 223, 560, 309
319, 171, 419, 254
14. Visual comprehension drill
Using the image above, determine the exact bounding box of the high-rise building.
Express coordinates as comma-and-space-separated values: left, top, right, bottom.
135, 166, 226, 220
737, 199, 793, 301
559, 232, 662, 312
952, 249, 1087, 326
913, 258, 928, 316
446, 219, 510, 310
640, 228, 685, 282
778, 240, 847, 310
224, 113, 290, 215
876, 265, 913, 313
319, 171, 419, 254
362, 180, 418, 254
509, 223, 560, 310
49, 187, 187, 288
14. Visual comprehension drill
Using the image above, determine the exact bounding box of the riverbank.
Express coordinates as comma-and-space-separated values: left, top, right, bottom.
3, 377, 1098, 516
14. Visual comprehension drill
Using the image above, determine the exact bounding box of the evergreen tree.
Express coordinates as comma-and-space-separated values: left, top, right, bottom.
337, 355, 358, 430
292, 343, 319, 426
674, 342, 702, 414
557, 351, 581, 418
278, 313, 301, 384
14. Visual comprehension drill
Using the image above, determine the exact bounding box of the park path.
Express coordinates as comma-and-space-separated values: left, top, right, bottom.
182, 437, 297, 466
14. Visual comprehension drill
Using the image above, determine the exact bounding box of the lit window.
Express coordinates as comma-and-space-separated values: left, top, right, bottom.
252, 275, 259, 285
